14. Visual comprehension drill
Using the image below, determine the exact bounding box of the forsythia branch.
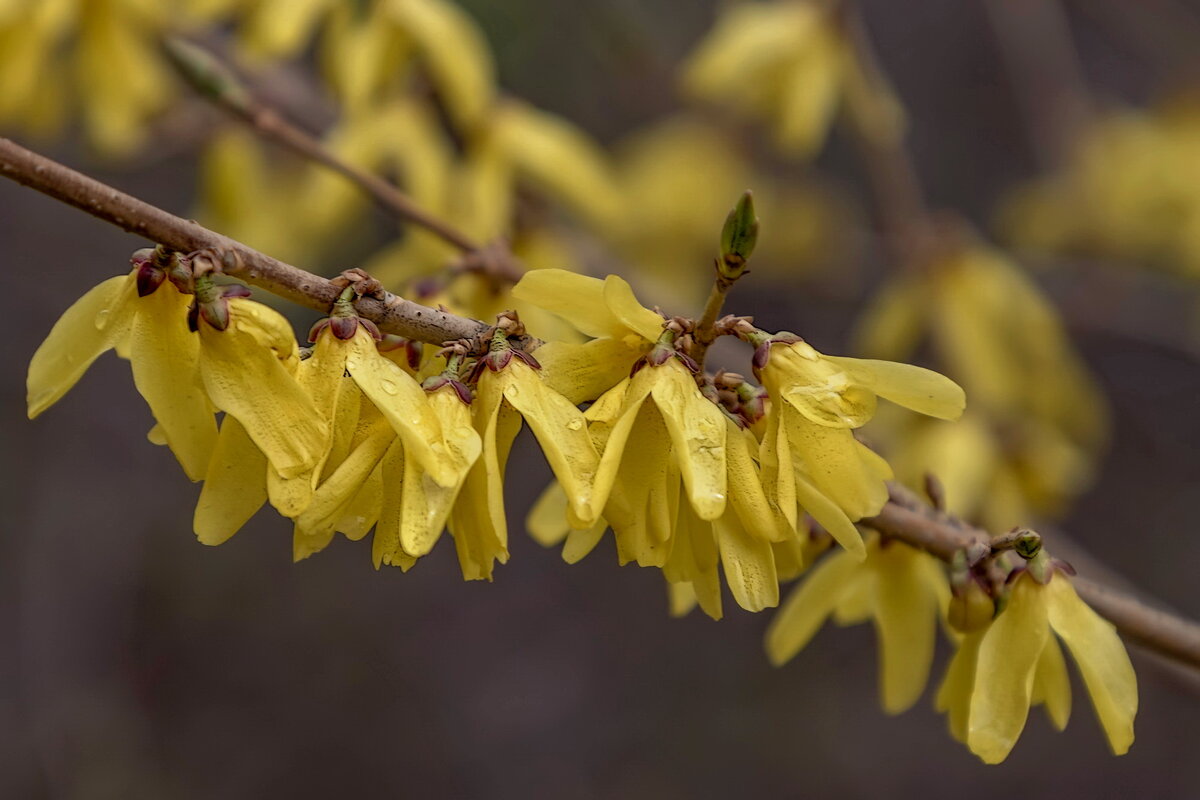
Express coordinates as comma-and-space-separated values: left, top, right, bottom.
0, 137, 488, 346
868, 484, 1200, 670
2, 135, 1198, 673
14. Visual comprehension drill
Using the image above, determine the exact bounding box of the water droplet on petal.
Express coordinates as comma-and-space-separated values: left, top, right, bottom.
94, 308, 111, 329
566, 419, 583, 431
380, 379, 398, 395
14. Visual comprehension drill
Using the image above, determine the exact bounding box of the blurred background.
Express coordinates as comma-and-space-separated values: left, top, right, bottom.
3, 0, 1200, 796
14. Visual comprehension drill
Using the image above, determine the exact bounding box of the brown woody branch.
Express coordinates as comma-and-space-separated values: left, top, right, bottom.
1, 136, 1198, 672
0, 137, 487, 345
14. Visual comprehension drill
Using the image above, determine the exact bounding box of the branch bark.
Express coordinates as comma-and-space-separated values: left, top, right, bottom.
0, 137, 487, 345
2, 135, 1198, 672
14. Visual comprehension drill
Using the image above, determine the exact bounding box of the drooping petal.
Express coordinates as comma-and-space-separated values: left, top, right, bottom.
792, 471, 865, 560
968, 578, 1050, 764
936, 631, 984, 744
716, 513, 779, 612
1032, 634, 1072, 732
824, 355, 966, 421
127, 285, 216, 481
562, 519, 607, 564
27, 273, 137, 418
783, 408, 889, 520
497, 361, 600, 524
602, 274, 667, 343
295, 417, 394, 545
651, 364, 727, 520
346, 329, 456, 486
198, 301, 326, 479
1045, 577, 1137, 755
873, 544, 940, 714
765, 550, 857, 666
194, 416, 267, 546
726, 423, 789, 542
606, 400, 675, 567
527, 481, 570, 546
534, 338, 645, 405
511, 269, 628, 340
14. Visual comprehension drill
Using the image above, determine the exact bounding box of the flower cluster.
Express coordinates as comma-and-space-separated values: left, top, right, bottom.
26, 230, 1142, 764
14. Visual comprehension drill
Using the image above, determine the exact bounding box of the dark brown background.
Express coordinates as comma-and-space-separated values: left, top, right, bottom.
3, 1, 1199, 797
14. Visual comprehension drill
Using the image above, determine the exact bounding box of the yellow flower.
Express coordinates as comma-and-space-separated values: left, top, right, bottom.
444, 329, 600, 580
680, 0, 903, 159
750, 328, 964, 557
27, 251, 216, 481
935, 567, 1137, 764
853, 243, 1107, 526
0, 0, 222, 155
766, 534, 950, 713
193, 289, 327, 482
512, 269, 662, 403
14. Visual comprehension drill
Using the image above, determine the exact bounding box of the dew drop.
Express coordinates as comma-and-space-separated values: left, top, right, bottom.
566, 418, 583, 431
94, 308, 111, 329
380, 379, 399, 396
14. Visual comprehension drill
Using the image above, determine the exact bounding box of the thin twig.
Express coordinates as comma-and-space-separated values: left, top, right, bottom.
2, 135, 1198, 673
984, 0, 1094, 169
0, 137, 488, 345
163, 37, 523, 284
837, 1, 929, 270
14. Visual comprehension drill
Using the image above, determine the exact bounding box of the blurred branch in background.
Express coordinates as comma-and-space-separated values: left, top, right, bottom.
984, 0, 1094, 169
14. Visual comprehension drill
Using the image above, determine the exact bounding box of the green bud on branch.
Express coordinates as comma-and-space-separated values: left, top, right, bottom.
719, 190, 759, 278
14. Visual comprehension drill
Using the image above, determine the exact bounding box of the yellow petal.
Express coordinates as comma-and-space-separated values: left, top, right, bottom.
387, 0, 494, 129
371, 439, 406, 569
498, 361, 600, 524
1032, 634, 1072, 732
562, 519, 607, 564
726, 423, 789, 542
27, 273, 136, 418
534, 338, 645, 405
936, 631, 984, 744
267, 466, 314, 518
873, 544, 939, 714
824, 355, 966, 421
511, 269, 627, 340
651, 364, 727, 521
336, 463, 383, 541
242, 0, 328, 57
783, 408, 889, 520
1045, 577, 1137, 755
346, 329, 455, 486
765, 550, 856, 665
127, 285, 216, 481
198, 300, 326, 479
400, 444, 461, 556
602, 274, 666, 343
716, 513, 779, 612
589, 374, 654, 515
832, 565, 874, 626
495, 102, 622, 228
792, 471, 865, 560
194, 416, 266, 546
773, 26, 841, 157
296, 418, 394, 543
604, 399, 675, 568
527, 481, 570, 546
968, 578, 1049, 764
